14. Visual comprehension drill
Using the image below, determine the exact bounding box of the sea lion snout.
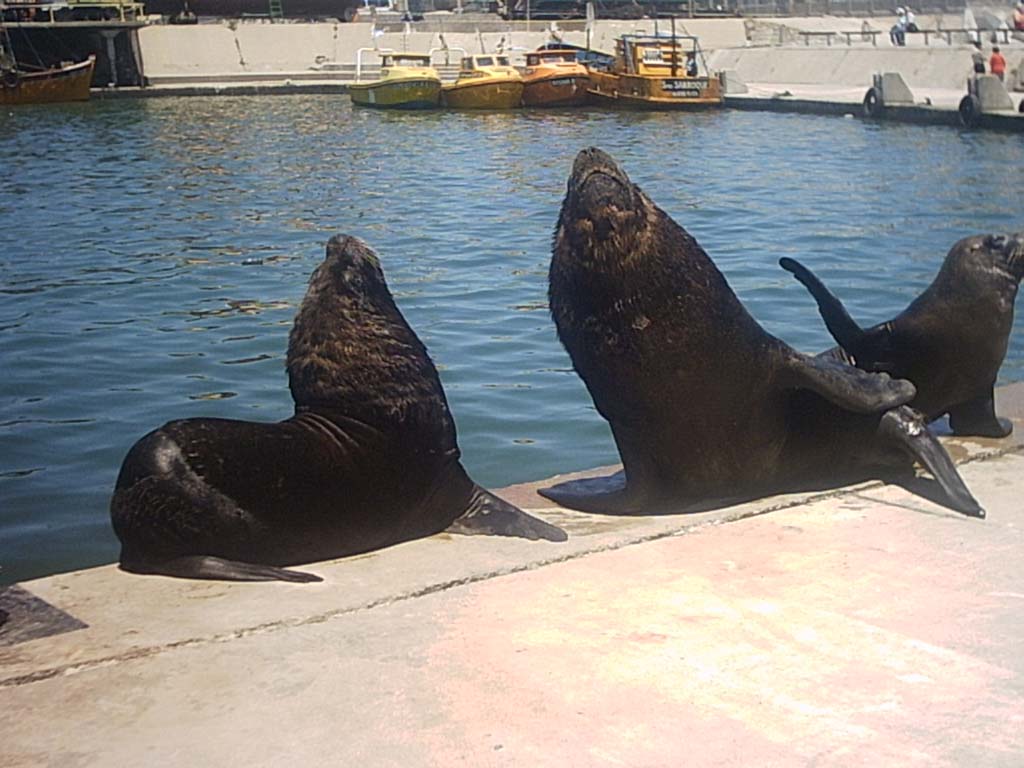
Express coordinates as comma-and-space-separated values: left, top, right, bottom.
566, 148, 641, 242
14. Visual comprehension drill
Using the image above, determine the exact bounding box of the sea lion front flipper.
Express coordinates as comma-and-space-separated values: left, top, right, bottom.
447, 487, 567, 542
877, 406, 984, 518
779, 352, 916, 413
780, 257, 866, 350
120, 555, 323, 583
947, 390, 1013, 438
538, 470, 647, 515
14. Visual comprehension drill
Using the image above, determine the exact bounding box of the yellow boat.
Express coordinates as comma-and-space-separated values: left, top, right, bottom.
442, 54, 523, 110
348, 52, 441, 110
587, 34, 723, 110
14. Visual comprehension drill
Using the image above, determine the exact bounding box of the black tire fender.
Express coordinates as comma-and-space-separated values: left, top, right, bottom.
958, 94, 981, 127
862, 87, 882, 118
1, 70, 19, 89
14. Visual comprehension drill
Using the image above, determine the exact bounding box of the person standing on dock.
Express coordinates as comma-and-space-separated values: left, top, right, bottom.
989, 46, 1006, 81
971, 42, 986, 75
1014, 3, 1024, 32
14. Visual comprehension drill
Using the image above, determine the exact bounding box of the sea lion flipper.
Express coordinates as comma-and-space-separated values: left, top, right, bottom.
947, 390, 1013, 438
877, 407, 984, 518
537, 471, 646, 515
780, 257, 866, 351
120, 555, 323, 583
447, 487, 567, 542
780, 353, 915, 413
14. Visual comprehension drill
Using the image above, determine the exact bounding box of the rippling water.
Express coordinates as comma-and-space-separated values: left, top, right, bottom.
2, 96, 1022, 584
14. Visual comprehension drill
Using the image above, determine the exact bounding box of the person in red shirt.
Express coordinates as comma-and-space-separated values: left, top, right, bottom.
989, 46, 1007, 81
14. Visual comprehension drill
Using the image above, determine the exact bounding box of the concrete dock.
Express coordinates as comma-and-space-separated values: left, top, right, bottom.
3, 383, 1024, 766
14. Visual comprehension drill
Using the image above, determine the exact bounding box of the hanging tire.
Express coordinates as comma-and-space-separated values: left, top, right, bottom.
862, 87, 882, 118
1019, 99, 1024, 114
1, 70, 19, 89
958, 94, 981, 127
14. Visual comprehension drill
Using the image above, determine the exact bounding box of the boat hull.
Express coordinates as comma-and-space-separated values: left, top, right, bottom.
0, 56, 95, 106
587, 69, 723, 110
442, 79, 523, 109
521, 73, 590, 107
349, 77, 441, 110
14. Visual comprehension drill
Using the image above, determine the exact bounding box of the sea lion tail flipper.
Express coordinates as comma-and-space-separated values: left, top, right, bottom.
448, 487, 568, 542
120, 555, 323, 583
947, 391, 1013, 438
779, 257, 866, 350
781, 353, 915, 413
878, 407, 985, 519
537, 471, 645, 515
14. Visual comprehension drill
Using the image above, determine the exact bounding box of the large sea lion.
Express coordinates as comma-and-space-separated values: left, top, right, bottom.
111, 235, 566, 583
780, 232, 1024, 437
540, 147, 981, 517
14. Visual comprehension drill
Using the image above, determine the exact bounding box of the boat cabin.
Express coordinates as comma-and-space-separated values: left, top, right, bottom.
380, 53, 433, 68
524, 50, 577, 67
461, 55, 513, 70
614, 35, 703, 78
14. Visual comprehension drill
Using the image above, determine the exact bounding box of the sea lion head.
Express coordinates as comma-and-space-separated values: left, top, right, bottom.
287, 235, 436, 412
554, 147, 656, 266
941, 231, 1024, 290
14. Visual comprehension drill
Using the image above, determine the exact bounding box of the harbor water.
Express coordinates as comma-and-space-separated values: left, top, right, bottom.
2, 95, 1023, 585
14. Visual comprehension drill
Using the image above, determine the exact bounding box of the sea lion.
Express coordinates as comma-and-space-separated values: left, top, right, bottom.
780, 232, 1024, 438
111, 235, 566, 583
540, 147, 981, 517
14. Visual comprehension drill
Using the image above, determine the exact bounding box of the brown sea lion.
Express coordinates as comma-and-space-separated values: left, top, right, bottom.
540, 147, 981, 517
111, 235, 566, 583
780, 232, 1024, 438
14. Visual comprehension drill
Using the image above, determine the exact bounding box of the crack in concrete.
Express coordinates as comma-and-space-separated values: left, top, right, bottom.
2, 444, 1018, 691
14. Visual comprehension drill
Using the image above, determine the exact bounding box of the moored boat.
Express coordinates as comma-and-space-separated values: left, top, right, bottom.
0, 54, 95, 106
586, 34, 722, 110
348, 51, 442, 110
521, 48, 589, 108
442, 54, 523, 110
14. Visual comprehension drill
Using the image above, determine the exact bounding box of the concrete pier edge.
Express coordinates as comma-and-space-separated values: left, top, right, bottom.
2, 383, 1024, 765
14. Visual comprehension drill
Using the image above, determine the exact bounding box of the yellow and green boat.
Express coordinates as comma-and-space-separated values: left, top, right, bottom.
349, 52, 442, 110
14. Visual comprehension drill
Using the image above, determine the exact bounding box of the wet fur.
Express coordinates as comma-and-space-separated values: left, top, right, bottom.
781, 232, 1024, 437
111, 236, 565, 582
543, 148, 980, 516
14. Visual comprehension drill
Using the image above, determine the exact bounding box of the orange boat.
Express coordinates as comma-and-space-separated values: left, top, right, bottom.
520, 48, 589, 107
0, 52, 95, 106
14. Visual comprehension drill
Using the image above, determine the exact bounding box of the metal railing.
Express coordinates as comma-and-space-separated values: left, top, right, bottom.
0, 1, 146, 23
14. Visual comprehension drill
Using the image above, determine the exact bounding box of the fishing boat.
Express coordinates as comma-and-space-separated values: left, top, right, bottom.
442, 54, 523, 110
520, 48, 589, 107
586, 33, 722, 110
348, 51, 442, 110
0, 24, 95, 106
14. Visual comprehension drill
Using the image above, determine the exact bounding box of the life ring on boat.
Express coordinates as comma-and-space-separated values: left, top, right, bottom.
958, 94, 981, 127
2, 70, 19, 89
861, 87, 882, 118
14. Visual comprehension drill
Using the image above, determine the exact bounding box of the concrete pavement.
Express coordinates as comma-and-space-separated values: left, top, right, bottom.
2, 384, 1024, 766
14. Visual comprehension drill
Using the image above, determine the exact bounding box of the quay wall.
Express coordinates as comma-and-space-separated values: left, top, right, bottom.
707, 45, 1015, 90
136, 19, 750, 80
134, 17, 1022, 93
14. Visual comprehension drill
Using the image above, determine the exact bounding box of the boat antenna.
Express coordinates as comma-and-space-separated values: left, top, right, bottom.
671, 16, 677, 77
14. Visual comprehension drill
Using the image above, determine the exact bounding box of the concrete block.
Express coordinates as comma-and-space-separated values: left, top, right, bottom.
719, 69, 748, 95
877, 71, 914, 104
973, 74, 1015, 112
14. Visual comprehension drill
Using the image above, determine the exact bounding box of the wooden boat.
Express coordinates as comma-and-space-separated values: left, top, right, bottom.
521, 48, 589, 107
442, 54, 523, 110
349, 51, 441, 110
586, 34, 723, 110
0, 54, 95, 106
